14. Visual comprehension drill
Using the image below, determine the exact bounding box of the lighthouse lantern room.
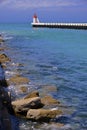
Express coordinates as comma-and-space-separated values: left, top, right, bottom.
33, 14, 39, 23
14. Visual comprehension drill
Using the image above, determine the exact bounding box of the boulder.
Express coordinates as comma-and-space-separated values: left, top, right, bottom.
20, 86, 28, 93
24, 91, 39, 99
0, 38, 4, 43
0, 48, 5, 51
27, 108, 62, 121
12, 97, 42, 113
0, 63, 7, 69
8, 75, 30, 85
44, 122, 65, 129
42, 85, 58, 93
40, 85, 58, 97
0, 53, 11, 63
41, 95, 60, 106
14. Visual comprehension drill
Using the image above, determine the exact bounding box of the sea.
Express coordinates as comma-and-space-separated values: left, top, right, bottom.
0, 23, 87, 130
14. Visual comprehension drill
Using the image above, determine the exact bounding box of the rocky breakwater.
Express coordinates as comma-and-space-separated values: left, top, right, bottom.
0, 36, 65, 129
0, 57, 13, 129
6, 71, 63, 122
6, 72, 61, 123
0, 43, 63, 122
12, 90, 62, 122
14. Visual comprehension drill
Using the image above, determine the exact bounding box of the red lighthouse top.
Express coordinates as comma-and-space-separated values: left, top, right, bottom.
33, 14, 37, 18
33, 14, 39, 23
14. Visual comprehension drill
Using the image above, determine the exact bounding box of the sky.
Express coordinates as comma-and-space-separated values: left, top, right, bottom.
0, 0, 87, 23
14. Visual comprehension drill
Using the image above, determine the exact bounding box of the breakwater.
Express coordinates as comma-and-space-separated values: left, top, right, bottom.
31, 23, 87, 29
0, 34, 63, 129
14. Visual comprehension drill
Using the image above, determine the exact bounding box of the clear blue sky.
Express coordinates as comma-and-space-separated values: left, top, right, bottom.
0, 0, 87, 23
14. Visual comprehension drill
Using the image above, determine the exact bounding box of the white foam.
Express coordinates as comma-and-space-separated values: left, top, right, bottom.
5, 71, 17, 76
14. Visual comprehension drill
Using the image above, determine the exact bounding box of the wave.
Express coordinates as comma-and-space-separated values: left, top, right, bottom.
4, 36, 13, 40
0, 32, 13, 40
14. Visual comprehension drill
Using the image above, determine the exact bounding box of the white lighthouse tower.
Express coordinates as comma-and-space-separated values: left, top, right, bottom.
33, 14, 39, 23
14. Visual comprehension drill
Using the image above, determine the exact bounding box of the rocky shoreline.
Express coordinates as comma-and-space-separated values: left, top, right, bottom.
0, 37, 71, 130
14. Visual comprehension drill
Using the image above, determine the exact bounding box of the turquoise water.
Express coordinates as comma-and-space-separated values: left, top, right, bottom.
0, 24, 87, 130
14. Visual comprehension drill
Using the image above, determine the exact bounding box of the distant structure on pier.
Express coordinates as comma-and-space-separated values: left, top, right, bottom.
31, 14, 87, 30
33, 14, 39, 23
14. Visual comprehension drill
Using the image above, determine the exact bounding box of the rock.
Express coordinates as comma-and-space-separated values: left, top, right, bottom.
36, 122, 64, 130
40, 85, 58, 97
1, 63, 7, 69
45, 122, 65, 129
20, 86, 28, 93
12, 97, 42, 113
41, 95, 60, 106
0, 48, 5, 51
24, 91, 39, 99
8, 75, 30, 85
0, 38, 4, 43
51, 122, 64, 127
42, 85, 58, 92
0, 53, 11, 63
27, 108, 62, 121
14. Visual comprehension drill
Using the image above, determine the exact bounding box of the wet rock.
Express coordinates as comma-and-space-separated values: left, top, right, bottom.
24, 91, 39, 99
0, 38, 4, 43
43, 85, 58, 92
40, 85, 58, 97
1, 63, 7, 69
0, 48, 5, 51
8, 75, 30, 85
46, 122, 64, 130
44, 123, 72, 130
41, 95, 60, 107
27, 108, 62, 121
36, 122, 65, 130
20, 86, 28, 93
12, 97, 42, 113
0, 53, 11, 63
50, 122, 64, 127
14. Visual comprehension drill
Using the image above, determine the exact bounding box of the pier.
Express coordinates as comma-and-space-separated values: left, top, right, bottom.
32, 22, 87, 30
31, 14, 87, 30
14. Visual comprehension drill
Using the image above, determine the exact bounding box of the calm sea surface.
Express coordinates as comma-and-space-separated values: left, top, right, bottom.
0, 23, 87, 130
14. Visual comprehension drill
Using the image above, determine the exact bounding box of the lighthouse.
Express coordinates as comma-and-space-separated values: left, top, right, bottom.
33, 14, 39, 23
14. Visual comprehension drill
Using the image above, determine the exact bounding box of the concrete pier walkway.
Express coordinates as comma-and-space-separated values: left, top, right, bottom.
31, 22, 87, 29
